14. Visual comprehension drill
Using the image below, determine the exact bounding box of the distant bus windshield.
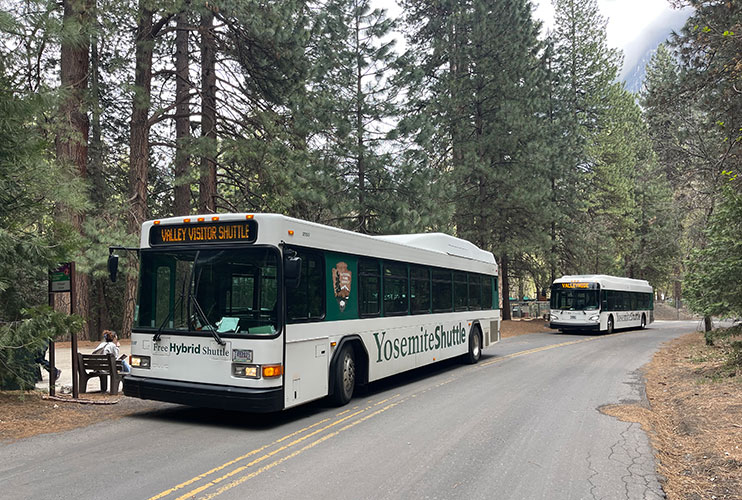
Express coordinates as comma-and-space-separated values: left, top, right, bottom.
136, 248, 279, 335
550, 287, 599, 311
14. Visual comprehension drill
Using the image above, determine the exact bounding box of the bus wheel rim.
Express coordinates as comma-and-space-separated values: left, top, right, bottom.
342, 355, 354, 394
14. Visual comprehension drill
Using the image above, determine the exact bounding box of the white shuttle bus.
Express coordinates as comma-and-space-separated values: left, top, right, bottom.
548, 274, 653, 334
110, 214, 500, 412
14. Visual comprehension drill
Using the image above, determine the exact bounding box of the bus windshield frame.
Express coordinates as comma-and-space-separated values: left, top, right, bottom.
550, 284, 600, 311
135, 246, 282, 339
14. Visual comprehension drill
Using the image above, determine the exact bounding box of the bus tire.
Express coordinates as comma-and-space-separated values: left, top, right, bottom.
466, 326, 482, 364
607, 316, 614, 334
331, 345, 355, 406
640, 314, 646, 329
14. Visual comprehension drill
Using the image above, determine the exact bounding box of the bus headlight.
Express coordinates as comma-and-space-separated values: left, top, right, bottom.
130, 355, 151, 369
549, 314, 558, 321
589, 315, 599, 322
232, 364, 259, 379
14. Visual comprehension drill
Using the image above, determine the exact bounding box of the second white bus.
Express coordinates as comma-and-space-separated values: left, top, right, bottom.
548, 274, 653, 333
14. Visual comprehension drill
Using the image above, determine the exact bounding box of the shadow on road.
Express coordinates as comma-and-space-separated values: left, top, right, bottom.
125, 355, 476, 430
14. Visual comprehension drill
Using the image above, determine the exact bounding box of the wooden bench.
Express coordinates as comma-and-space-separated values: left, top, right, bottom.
77, 353, 125, 395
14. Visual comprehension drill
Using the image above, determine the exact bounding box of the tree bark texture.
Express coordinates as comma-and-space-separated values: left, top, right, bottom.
501, 254, 512, 321
199, 10, 217, 214
355, 10, 366, 233
122, 4, 156, 338
174, 10, 191, 216
57, 0, 91, 339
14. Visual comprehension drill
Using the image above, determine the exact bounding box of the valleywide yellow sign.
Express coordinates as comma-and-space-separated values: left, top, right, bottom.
561, 282, 590, 289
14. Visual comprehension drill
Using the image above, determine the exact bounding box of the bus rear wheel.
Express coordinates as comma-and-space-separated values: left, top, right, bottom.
466, 327, 482, 364
640, 314, 646, 329
331, 345, 356, 406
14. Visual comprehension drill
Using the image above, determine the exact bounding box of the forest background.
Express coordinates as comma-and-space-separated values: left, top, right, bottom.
0, 0, 739, 381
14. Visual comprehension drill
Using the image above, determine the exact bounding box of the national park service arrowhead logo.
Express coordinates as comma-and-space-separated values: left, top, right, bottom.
332, 262, 352, 312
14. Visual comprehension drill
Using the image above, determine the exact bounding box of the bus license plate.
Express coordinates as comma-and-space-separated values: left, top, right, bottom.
232, 349, 253, 362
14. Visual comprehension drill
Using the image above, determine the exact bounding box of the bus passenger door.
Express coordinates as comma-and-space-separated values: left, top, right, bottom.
283, 248, 328, 408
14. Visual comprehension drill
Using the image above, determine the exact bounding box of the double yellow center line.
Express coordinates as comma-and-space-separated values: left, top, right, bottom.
149, 328, 640, 500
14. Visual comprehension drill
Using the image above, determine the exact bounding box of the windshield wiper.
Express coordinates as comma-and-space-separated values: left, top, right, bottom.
190, 293, 226, 346
153, 294, 184, 342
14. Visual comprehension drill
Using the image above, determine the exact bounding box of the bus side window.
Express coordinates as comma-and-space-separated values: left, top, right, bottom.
453, 271, 468, 311
432, 269, 453, 312
410, 266, 431, 314
605, 290, 615, 311
468, 274, 482, 310
483, 275, 493, 310
383, 262, 409, 316
287, 250, 325, 322
359, 259, 381, 317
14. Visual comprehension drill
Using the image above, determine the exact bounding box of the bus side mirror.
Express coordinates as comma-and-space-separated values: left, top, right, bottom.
108, 254, 119, 283
284, 253, 302, 289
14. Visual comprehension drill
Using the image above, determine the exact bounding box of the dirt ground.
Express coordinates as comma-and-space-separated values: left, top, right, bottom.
500, 317, 553, 337
2, 319, 740, 499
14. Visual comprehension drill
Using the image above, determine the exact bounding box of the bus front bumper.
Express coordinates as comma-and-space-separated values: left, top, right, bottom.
123, 375, 284, 413
549, 321, 600, 332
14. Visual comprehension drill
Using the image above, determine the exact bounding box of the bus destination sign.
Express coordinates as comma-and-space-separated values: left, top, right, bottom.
150, 220, 257, 246
560, 282, 596, 289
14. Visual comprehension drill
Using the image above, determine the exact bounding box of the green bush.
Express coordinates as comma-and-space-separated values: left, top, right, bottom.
702, 324, 742, 377
0, 306, 82, 390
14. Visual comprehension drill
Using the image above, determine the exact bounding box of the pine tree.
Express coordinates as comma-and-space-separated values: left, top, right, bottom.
122, 4, 173, 337
401, 0, 550, 316
303, 0, 401, 233
198, 3, 218, 213
0, 50, 85, 388
174, 7, 193, 216
56, 0, 93, 338
660, 1, 742, 318
550, 0, 624, 274
197, 0, 309, 215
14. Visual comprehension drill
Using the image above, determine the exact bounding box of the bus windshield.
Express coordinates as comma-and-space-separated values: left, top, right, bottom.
136, 248, 279, 335
550, 288, 599, 311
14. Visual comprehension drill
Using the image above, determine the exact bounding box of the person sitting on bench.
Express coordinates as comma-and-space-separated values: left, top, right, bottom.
93, 330, 131, 373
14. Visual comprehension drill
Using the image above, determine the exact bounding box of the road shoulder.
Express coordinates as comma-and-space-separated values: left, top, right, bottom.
603, 331, 741, 499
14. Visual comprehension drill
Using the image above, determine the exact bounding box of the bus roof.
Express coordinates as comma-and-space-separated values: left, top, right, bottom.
141, 213, 498, 275
553, 274, 652, 293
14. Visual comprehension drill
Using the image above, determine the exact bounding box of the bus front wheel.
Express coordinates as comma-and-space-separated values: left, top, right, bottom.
331, 345, 356, 406
607, 316, 614, 334
466, 327, 482, 364
640, 314, 646, 329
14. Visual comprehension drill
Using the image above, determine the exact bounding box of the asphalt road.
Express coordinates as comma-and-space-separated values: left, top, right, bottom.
1, 320, 700, 500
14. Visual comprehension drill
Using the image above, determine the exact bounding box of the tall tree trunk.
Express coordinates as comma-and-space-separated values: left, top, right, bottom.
122, 3, 156, 338
449, 8, 469, 238
355, 10, 366, 233
548, 47, 558, 286
174, 9, 191, 216
89, 6, 105, 202
198, 9, 217, 214
57, 0, 91, 339
501, 254, 511, 321
90, 20, 107, 340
